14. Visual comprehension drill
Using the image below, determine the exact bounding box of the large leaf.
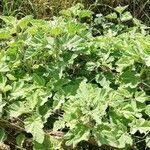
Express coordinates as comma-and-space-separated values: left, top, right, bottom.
33, 135, 52, 150
130, 118, 150, 134
119, 69, 140, 88
9, 101, 31, 117
24, 116, 45, 143
65, 124, 90, 147
10, 81, 25, 99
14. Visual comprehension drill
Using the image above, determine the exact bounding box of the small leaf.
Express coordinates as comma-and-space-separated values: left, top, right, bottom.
115, 5, 128, 14
50, 27, 63, 36
16, 133, 25, 147
95, 75, 110, 89
134, 91, 148, 103
116, 56, 134, 72
144, 56, 150, 67
145, 105, 150, 116
24, 48, 39, 60
146, 137, 150, 148
53, 119, 66, 131
60, 10, 72, 17
78, 10, 93, 18
33, 73, 45, 86
105, 13, 117, 20
0, 16, 16, 25
3, 85, 12, 93
0, 94, 6, 114
26, 91, 39, 110
6, 74, 16, 81
120, 12, 133, 22
0, 62, 9, 72
0, 29, 11, 40
0, 129, 6, 142
17, 15, 33, 29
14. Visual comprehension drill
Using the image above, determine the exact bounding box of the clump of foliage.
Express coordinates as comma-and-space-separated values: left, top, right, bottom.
0, 4, 150, 150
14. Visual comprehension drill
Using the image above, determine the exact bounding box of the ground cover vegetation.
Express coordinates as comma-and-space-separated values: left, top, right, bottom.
0, 3, 150, 150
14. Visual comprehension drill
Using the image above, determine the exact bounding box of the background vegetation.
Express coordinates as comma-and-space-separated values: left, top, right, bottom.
0, 0, 150, 24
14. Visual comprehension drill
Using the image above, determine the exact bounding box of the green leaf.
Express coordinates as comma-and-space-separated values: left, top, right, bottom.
94, 124, 132, 148
120, 12, 133, 22
144, 56, 150, 67
119, 69, 140, 88
6, 74, 16, 81
60, 10, 72, 17
33, 73, 45, 86
0, 74, 6, 92
114, 5, 128, 14
0, 62, 9, 72
105, 13, 117, 20
17, 15, 33, 29
67, 22, 86, 34
0, 29, 11, 40
24, 116, 45, 143
118, 133, 133, 148
78, 10, 93, 18
130, 118, 150, 134
0, 94, 6, 115
116, 56, 134, 72
0, 73, 12, 93
94, 124, 111, 146
65, 124, 90, 148
146, 136, 150, 148
16, 133, 25, 147
33, 135, 52, 150
3, 85, 12, 93
52, 92, 65, 111
50, 27, 63, 36
0, 16, 16, 25
145, 105, 150, 116
10, 81, 25, 99
53, 119, 66, 131
134, 91, 148, 103
86, 61, 99, 71
95, 74, 110, 89
26, 91, 39, 110
9, 101, 31, 117
0, 129, 6, 142
24, 48, 39, 60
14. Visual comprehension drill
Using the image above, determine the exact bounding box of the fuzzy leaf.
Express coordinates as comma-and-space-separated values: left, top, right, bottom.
24, 116, 45, 143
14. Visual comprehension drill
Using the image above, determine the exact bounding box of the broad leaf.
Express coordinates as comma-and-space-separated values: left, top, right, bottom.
24, 116, 45, 143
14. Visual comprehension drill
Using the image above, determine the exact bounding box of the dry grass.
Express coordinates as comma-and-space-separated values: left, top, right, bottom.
33, 0, 79, 18
0, 0, 150, 24
1, 0, 81, 18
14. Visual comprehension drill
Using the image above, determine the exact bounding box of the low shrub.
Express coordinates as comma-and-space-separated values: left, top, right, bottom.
0, 4, 150, 149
